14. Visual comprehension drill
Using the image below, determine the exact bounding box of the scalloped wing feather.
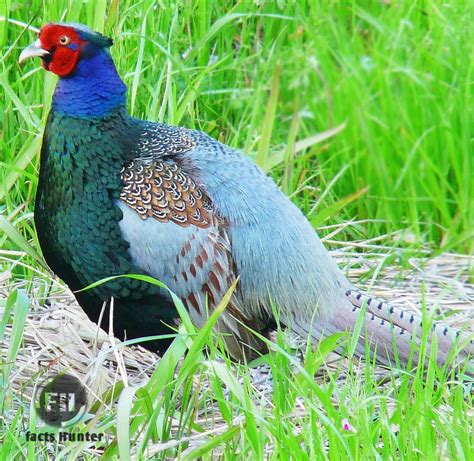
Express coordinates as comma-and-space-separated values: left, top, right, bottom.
117, 157, 268, 360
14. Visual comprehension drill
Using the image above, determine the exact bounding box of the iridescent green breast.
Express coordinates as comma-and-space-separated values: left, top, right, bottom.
35, 108, 147, 300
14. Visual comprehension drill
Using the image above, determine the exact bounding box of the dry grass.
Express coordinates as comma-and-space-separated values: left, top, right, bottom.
2, 236, 473, 456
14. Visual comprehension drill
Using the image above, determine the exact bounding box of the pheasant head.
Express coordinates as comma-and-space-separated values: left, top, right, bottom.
19, 23, 113, 76
19, 23, 125, 117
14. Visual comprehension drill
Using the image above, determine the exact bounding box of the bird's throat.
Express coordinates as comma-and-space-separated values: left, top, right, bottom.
52, 50, 127, 118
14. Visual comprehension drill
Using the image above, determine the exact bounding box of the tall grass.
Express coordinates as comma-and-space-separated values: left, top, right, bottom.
1, 0, 473, 272
0, 0, 473, 459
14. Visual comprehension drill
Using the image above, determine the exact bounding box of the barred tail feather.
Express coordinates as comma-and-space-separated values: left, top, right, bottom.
340, 288, 474, 373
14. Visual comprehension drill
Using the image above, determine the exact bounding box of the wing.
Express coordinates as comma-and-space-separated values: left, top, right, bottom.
175, 129, 353, 323
117, 156, 268, 360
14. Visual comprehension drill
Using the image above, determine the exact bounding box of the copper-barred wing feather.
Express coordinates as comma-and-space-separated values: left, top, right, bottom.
117, 158, 268, 360
120, 159, 213, 228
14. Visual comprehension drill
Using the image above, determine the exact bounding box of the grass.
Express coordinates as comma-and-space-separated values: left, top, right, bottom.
1, 278, 473, 460
0, 0, 473, 459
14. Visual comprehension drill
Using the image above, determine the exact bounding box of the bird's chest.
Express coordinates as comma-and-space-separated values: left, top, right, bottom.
36, 147, 119, 237
35, 120, 134, 292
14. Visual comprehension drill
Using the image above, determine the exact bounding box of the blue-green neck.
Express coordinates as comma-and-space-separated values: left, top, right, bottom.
52, 50, 127, 118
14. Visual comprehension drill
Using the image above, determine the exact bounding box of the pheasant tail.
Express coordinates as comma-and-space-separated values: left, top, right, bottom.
312, 289, 474, 372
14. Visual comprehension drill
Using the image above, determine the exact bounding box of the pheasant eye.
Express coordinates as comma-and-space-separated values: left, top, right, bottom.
59, 36, 71, 46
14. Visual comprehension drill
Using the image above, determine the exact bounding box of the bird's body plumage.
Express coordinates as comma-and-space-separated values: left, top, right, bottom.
36, 102, 351, 359
27, 23, 472, 369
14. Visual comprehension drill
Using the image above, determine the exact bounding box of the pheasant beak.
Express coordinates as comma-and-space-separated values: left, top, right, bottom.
18, 39, 50, 64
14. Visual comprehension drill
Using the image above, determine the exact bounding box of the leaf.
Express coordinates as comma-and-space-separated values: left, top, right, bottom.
262, 121, 347, 171
304, 332, 348, 376
281, 101, 300, 194
183, 426, 240, 460
0, 135, 41, 202
0, 215, 48, 269
256, 64, 281, 167
185, 14, 249, 62
310, 187, 368, 227
92, 0, 107, 33
105, 0, 120, 31
0, 76, 40, 127
0, 289, 29, 413
204, 361, 248, 408
116, 386, 140, 461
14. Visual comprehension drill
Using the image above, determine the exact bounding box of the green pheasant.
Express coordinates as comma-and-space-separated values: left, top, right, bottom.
19, 23, 473, 371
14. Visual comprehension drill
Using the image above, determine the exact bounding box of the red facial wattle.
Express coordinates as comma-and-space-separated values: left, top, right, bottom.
38, 24, 84, 77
